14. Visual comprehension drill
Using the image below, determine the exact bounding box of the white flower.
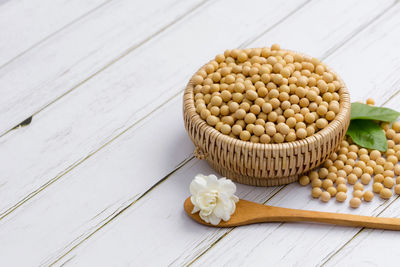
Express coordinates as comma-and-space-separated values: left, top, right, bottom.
190, 174, 239, 225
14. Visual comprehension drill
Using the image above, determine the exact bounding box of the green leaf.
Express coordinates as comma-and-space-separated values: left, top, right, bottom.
346, 119, 387, 151
351, 102, 400, 122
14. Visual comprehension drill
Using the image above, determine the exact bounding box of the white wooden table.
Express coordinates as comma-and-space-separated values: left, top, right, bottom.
2, 0, 400, 266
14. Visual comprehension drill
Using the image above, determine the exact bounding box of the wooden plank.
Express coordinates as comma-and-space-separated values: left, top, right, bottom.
0, 0, 107, 67
0, 96, 278, 266
0, 0, 206, 135
325, 225, 400, 267
0, 0, 308, 219
191, 5, 400, 266
0, 0, 307, 264
56, 160, 279, 267
0, 0, 395, 265
320, 96, 400, 267
0, 97, 250, 266
325, 204, 400, 266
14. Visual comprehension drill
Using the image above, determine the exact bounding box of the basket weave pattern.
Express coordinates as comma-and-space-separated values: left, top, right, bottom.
183, 59, 351, 186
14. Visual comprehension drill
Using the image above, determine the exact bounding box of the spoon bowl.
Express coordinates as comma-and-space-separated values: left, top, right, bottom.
184, 197, 400, 230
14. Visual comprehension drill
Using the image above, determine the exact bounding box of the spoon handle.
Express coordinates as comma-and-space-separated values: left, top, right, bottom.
184, 198, 400, 230
262, 204, 400, 230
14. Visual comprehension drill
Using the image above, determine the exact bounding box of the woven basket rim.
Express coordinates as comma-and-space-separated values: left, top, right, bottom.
184, 48, 351, 152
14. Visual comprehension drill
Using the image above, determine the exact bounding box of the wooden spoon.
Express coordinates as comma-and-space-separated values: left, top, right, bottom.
184, 197, 400, 230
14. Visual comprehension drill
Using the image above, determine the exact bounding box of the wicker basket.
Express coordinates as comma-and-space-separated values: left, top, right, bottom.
183, 50, 351, 186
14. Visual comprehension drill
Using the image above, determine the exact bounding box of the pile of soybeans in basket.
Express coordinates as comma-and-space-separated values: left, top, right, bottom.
192, 44, 341, 144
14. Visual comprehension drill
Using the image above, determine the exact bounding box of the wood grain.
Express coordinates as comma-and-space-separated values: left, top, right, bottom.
0, 0, 107, 67
193, 5, 400, 266
0, 0, 309, 219
0, 0, 206, 135
0, 1, 309, 264
0, 0, 390, 220
0, 0, 398, 266
51, 1, 400, 266
320, 96, 400, 266
0, 154, 280, 266
324, 202, 400, 266
2, 0, 396, 264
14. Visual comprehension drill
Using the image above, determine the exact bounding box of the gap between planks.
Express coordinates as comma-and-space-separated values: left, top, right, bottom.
0, 0, 114, 70
0, 0, 311, 221
3, 0, 398, 264
0, 0, 211, 138
0, 89, 183, 220
186, 185, 286, 266
317, 58, 400, 265
41, 0, 315, 264
9, 0, 400, 260
238, 0, 313, 48
2, 0, 395, 140
50, 156, 193, 266
320, 189, 400, 264
181, 2, 400, 264
56, 7, 400, 267
190, 92, 400, 266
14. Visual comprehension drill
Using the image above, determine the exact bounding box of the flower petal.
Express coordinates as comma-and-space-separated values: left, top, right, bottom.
208, 213, 222, 226
191, 206, 200, 214
205, 174, 219, 189
199, 212, 210, 224
218, 178, 237, 195
190, 175, 207, 196
231, 195, 239, 203
213, 201, 226, 218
